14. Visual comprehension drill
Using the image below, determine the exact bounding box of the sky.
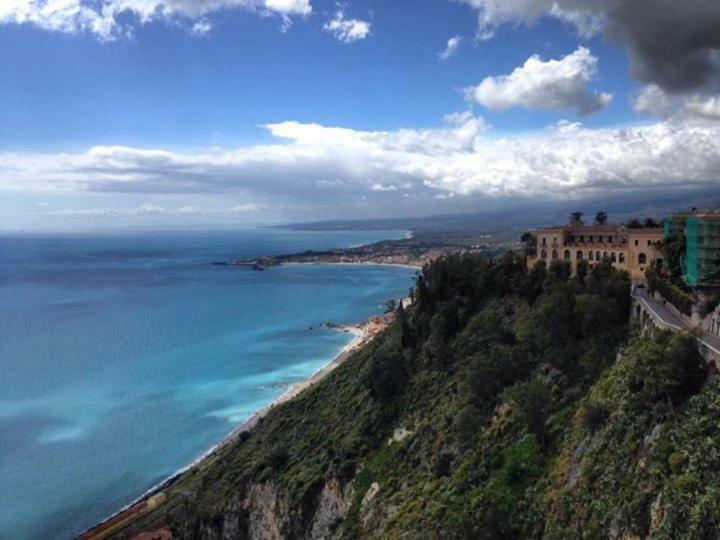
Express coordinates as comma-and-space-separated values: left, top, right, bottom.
1, 0, 720, 230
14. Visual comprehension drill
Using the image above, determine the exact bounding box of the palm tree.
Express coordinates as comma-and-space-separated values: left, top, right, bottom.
594, 211, 608, 225
626, 218, 642, 228
570, 211, 584, 224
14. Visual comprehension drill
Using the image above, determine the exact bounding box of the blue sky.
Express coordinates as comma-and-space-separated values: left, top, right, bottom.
1, 0, 719, 230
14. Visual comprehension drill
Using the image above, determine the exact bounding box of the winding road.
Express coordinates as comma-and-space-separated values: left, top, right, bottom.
632, 284, 720, 357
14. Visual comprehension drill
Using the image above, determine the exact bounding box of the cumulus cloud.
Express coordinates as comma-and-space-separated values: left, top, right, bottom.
3, 113, 720, 206
438, 35, 462, 60
633, 84, 720, 121
0, 0, 312, 40
323, 8, 370, 43
685, 96, 720, 120
457, 0, 720, 94
467, 46, 612, 116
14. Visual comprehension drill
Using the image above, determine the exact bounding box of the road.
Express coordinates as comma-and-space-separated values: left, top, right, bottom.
632, 285, 720, 356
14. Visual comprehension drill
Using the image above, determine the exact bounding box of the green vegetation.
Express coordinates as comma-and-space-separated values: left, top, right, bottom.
646, 266, 695, 316
138, 252, 719, 539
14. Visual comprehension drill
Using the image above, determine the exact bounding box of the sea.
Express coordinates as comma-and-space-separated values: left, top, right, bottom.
0, 228, 417, 539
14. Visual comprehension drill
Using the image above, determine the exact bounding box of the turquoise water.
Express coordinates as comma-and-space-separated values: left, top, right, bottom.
0, 229, 416, 539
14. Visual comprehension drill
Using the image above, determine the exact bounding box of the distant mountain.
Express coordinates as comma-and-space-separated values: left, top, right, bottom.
278, 186, 720, 233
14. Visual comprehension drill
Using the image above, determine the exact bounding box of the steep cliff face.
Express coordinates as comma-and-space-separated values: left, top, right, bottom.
168, 477, 353, 540
116, 255, 720, 539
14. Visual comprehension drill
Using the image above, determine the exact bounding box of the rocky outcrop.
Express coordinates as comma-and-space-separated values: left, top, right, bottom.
308, 478, 353, 540
174, 476, 353, 540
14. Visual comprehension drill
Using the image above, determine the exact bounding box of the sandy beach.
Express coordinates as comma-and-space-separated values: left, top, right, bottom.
81, 315, 391, 538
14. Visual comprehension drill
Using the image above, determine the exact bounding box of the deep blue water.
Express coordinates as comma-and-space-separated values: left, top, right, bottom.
0, 229, 416, 540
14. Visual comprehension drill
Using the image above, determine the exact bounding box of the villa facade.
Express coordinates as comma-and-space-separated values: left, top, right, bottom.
526, 222, 664, 280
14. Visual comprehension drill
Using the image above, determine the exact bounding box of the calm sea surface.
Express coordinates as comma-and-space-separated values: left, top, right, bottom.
0, 229, 416, 539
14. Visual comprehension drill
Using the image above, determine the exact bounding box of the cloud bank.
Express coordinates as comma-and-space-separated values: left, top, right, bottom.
3, 114, 720, 207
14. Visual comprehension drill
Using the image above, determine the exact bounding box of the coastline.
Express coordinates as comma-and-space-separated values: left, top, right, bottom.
81, 317, 387, 538
284, 261, 422, 270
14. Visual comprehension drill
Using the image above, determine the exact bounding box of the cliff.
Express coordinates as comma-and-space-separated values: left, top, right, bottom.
112, 254, 719, 539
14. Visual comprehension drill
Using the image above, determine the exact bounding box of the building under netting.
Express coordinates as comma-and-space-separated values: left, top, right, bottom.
665, 210, 720, 286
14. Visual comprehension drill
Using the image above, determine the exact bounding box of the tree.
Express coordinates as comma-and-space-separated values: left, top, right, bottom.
594, 211, 608, 225
570, 211, 584, 224
385, 298, 398, 314
661, 235, 686, 277
520, 231, 537, 256
643, 217, 659, 228
626, 218, 642, 228
575, 259, 589, 283
506, 378, 552, 449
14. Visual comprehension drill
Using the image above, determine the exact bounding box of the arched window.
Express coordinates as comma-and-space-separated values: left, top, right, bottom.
619, 253, 625, 263
576, 250, 583, 260
611, 252, 617, 262
541, 249, 547, 260
596, 251, 601, 261
552, 249, 558, 260
564, 250, 571, 261
603, 251, 609, 260
589, 251, 594, 261
639, 253, 647, 264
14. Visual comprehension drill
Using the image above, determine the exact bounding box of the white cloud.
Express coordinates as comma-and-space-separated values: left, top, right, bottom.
50, 202, 266, 217
633, 85, 720, 121
323, 8, 370, 44
0, 0, 312, 40
3, 112, 720, 207
457, 1, 601, 40
438, 35, 462, 60
467, 46, 613, 116
685, 96, 720, 120
632, 84, 675, 117
190, 19, 212, 37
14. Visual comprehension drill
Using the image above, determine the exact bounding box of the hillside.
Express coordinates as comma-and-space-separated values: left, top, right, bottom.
115, 254, 719, 539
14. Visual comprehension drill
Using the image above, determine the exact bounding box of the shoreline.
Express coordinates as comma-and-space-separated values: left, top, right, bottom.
81, 319, 383, 538
283, 261, 422, 270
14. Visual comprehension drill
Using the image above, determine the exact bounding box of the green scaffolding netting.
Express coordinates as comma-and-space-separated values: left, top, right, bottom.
685, 216, 699, 285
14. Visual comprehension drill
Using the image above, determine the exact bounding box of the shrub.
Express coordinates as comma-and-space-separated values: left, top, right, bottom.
581, 402, 610, 433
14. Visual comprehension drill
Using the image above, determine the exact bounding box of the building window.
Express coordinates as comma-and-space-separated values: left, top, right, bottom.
639, 253, 647, 264
542, 237, 546, 246
596, 251, 601, 260
576, 250, 583, 260
589, 251, 594, 261
552, 249, 559, 260
608, 236, 613, 243
619, 253, 625, 263
541, 249, 547, 260
634, 239, 638, 246
647, 240, 652, 246
603, 251, 609, 260
611, 252, 617, 262
564, 250, 571, 261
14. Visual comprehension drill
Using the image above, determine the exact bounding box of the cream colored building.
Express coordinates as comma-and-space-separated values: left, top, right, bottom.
526, 223, 664, 280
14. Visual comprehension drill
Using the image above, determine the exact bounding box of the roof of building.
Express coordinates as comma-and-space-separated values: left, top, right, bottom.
536, 223, 664, 234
